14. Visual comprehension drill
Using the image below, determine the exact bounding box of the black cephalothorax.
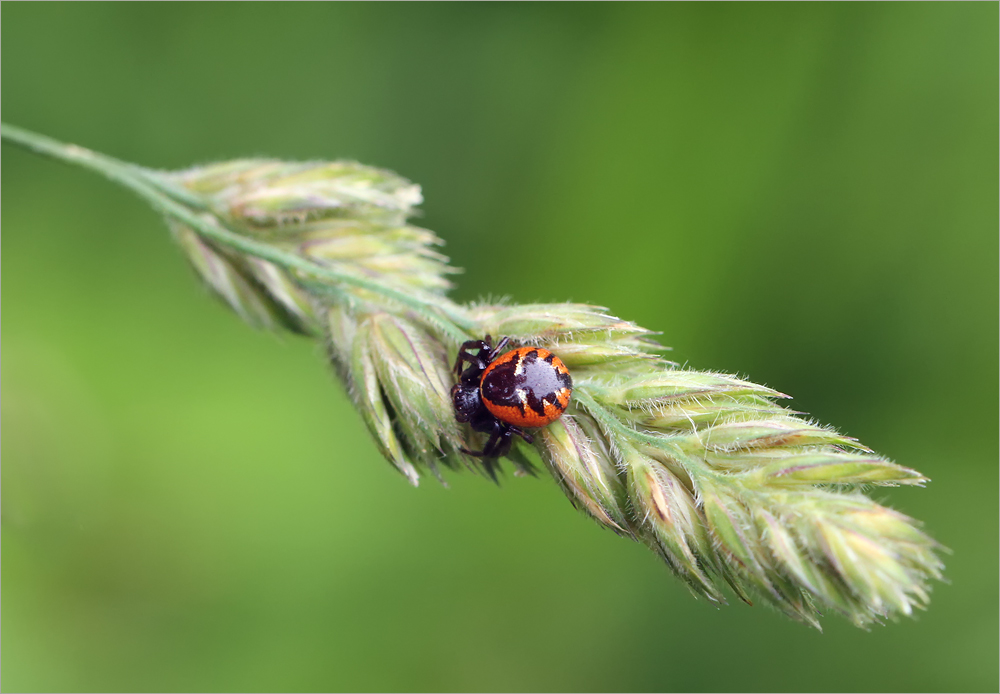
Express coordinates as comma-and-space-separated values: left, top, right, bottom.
451, 334, 534, 459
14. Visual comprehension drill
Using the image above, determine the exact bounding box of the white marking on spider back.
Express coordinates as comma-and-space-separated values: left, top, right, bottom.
514, 352, 525, 376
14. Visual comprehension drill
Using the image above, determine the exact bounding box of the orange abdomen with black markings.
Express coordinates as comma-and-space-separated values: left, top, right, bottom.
480, 347, 572, 428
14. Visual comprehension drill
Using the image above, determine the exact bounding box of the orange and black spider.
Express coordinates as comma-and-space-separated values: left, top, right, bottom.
451, 335, 572, 459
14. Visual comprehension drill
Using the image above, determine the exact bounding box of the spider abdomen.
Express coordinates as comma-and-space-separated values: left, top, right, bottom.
480, 347, 572, 428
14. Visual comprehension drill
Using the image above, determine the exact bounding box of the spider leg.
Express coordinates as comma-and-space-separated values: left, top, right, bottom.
460, 419, 503, 458
509, 426, 533, 445
453, 339, 491, 375
486, 336, 511, 362
487, 425, 526, 460
483, 423, 513, 459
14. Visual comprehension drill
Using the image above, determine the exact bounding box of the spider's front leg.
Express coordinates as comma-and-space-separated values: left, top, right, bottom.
453, 338, 492, 376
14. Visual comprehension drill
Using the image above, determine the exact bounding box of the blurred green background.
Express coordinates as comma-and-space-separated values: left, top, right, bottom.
2, 4, 997, 692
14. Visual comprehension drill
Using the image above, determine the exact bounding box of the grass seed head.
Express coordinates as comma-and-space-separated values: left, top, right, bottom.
100, 145, 949, 628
